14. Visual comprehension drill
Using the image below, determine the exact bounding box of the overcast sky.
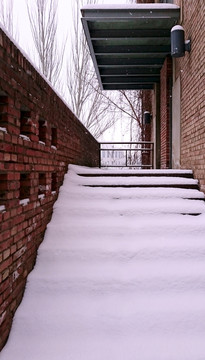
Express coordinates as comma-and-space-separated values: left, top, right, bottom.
12, 0, 127, 53
1, 0, 133, 142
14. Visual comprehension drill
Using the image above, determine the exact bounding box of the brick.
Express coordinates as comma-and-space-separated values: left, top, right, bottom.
10, 244, 17, 255
3, 249, 11, 260
3, 153, 11, 161
13, 246, 26, 261
0, 231, 11, 244
2, 269, 10, 281
0, 257, 12, 273
2, 211, 11, 222
10, 226, 18, 237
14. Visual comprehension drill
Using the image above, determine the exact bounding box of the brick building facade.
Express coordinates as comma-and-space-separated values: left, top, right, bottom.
0, 28, 99, 349
174, 0, 205, 191
140, 0, 205, 191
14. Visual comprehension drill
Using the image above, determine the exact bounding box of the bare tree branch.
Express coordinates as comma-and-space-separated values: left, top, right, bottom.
0, 0, 18, 40
26, 0, 66, 89
66, 0, 143, 140
66, 0, 120, 139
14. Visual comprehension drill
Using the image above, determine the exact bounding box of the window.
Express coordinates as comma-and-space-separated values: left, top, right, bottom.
0, 173, 7, 208
38, 173, 46, 195
51, 127, 57, 147
51, 173, 57, 192
38, 119, 47, 143
20, 110, 31, 137
0, 95, 8, 129
20, 173, 30, 200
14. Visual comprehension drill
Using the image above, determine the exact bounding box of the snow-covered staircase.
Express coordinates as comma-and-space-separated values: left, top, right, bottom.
78, 168, 199, 189
1, 165, 205, 360
77, 167, 204, 215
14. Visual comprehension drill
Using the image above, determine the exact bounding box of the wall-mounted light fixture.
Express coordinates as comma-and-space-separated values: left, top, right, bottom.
143, 111, 151, 125
171, 25, 191, 58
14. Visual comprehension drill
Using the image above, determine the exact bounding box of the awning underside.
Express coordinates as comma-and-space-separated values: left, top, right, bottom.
81, 4, 180, 90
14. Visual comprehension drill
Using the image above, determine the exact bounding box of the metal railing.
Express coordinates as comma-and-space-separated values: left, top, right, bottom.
99, 142, 154, 169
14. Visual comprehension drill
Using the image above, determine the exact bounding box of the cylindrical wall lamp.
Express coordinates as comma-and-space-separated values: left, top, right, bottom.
171, 25, 191, 58
143, 111, 151, 125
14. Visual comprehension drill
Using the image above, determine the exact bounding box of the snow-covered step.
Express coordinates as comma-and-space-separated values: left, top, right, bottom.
85, 182, 199, 189
1, 165, 205, 360
75, 166, 200, 189
74, 168, 199, 189
62, 185, 205, 201
76, 167, 194, 177
53, 197, 205, 216
78, 170, 194, 178
80, 176, 199, 189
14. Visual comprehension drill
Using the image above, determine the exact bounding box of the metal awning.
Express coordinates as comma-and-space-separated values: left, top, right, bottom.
81, 4, 180, 90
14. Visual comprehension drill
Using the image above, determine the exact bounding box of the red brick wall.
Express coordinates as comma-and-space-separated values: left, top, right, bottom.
160, 56, 172, 169
0, 28, 99, 349
174, 0, 205, 191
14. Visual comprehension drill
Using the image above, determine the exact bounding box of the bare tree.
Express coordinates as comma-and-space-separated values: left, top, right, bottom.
67, 0, 144, 140
119, 90, 143, 141
0, 0, 18, 40
26, 0, 66, 88
92, 87, 143, 141
113, 90, 142, 133
66, 0, 119, 139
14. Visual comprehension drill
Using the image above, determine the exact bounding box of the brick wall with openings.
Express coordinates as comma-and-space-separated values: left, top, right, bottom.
173, 0, 205, 192
0, 28, 99, 349
160, 56, 172, 169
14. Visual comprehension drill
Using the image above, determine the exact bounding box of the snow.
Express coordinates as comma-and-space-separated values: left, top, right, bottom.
1, 165, 205, 360
19, 134, 30, 141
38, 194, 45, 200
81, 4, 180, 10
0, 205, 6, 212
76, 175, 198, 186
171, 25, 184, 32
19, 198, 30, 206
75, 165, 193, 175
0, 127, 7, 133
51, 145, 57, 150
